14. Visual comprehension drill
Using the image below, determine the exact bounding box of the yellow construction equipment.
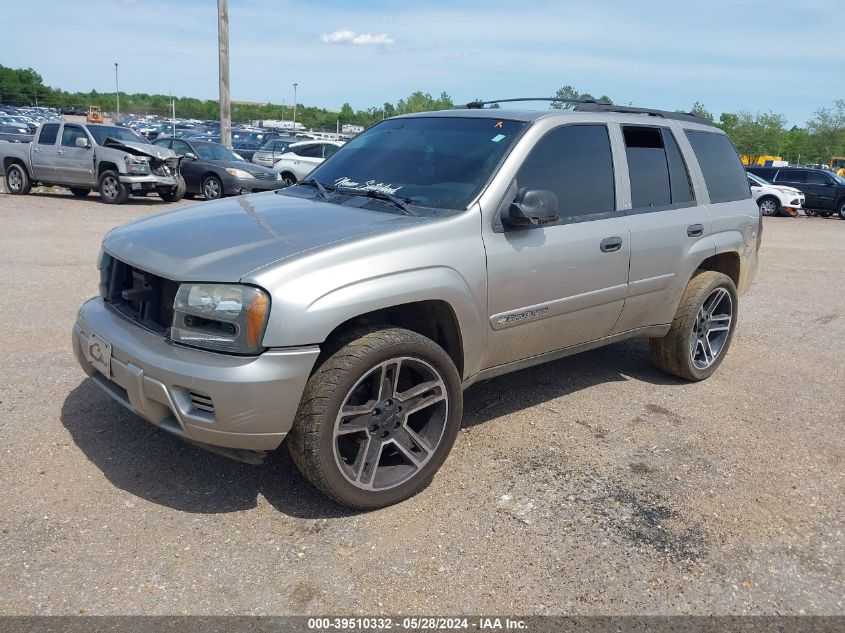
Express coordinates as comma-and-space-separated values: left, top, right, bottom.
86, 106, 104, 124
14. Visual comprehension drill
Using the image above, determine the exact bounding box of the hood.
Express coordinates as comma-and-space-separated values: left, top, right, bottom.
102, 137, 176, 159
102, 190, 429, 281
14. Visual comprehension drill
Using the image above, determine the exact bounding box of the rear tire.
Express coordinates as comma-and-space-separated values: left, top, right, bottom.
69, 187, 91, 198
5, 163, 31, 195
98, 170, 128, 204
287, 327, 463, 509
838, 200, 845, 220
650, 271, 738, 381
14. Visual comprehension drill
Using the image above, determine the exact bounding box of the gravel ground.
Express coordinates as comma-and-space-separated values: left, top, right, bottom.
0, 186, 843, 616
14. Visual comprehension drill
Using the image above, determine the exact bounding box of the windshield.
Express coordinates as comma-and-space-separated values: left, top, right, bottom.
194, 143, 244, 162
88, 126, 148, 146
747, 172, 769, 186
307, 116, 528, 210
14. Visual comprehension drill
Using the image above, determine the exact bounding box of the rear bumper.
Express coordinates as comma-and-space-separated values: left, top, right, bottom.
738, 251, 758, 296
72, 297, 320, 451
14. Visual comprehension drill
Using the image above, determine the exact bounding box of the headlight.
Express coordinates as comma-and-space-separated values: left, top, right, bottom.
225, 167, 254, 179
124, 155, 151, 174
170, 283, 270, 354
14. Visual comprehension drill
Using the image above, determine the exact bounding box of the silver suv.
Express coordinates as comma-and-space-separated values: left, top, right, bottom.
72, 102, 760, 508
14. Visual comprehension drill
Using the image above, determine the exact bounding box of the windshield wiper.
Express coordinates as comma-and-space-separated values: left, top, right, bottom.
337, 188, 417, 216
297, 177, 333, 200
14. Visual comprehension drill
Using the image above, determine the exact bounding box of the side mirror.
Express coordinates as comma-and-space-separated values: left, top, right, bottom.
75, 137, 90, 149
503, 188, 560, 227
184, 152, 197, 160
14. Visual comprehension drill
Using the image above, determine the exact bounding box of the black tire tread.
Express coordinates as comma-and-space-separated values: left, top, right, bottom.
287, 327, 459, 509
5, 163, 31, 195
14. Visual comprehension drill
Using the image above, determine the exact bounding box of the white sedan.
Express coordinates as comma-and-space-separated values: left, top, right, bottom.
272, 140, 344, 186
747, 172, 804, 217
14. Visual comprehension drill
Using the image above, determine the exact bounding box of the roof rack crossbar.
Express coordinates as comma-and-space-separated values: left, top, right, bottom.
463, 97, 609, 109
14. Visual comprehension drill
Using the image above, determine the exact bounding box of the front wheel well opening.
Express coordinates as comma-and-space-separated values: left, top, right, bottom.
320, 301, 464, 378
97, 162, 119, 178
3, 158, 29, 175
697, 252, 740, 287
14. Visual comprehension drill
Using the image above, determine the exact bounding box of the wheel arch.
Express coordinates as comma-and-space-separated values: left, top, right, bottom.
3, 157, 31, 179
97, 161, 119, 178
696, 251, 740, 288
318, 300, 465, 379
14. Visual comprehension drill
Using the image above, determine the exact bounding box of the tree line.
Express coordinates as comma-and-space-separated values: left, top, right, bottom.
2, 66, 842, 165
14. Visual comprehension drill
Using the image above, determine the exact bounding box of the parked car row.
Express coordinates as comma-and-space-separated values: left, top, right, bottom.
746, 166, 845, 219
0, 105, 62, 135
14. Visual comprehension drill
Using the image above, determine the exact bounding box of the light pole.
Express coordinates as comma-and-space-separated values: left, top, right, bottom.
114, 62, 120, 116
292, 83, 298, 130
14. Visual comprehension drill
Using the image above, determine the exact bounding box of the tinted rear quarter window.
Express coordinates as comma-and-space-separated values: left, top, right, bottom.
775, 170, 805, 183
685, 130, 750, 203
806, 171, 831, 184
38, 123, 59, 145
517, 124, 616, 218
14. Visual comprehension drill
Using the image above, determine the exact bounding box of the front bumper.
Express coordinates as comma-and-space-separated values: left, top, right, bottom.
119, 173, 179, 192
223, 175, 286, 195
72, 297, 320, 452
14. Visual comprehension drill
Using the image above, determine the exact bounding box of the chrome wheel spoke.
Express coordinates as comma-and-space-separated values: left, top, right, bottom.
355, 437, 383, 486
376, 360, 402, 401
709, 313, 731, 332
704, 288, 727, 316
392, 427, 429, 465
397, 379, 445, 415
336, 403, 375, 435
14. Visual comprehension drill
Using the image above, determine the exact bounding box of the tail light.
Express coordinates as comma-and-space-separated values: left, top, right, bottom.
756, 208, 763, 251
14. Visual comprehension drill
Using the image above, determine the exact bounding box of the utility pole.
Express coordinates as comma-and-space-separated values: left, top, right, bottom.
292, 83, 298, 130
114, 62, 120, 116
171, 94, 175, 137
217, 0, 231, 147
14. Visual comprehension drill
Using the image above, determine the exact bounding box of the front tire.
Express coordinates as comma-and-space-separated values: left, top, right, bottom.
202, 175, 223, 200
758, 196, 780, 217
838, 200, 845, 220
98, 170, 128, 204
280, 172, 297, 187
288, 327, 463, 509
159, 176, 186, 202
650, 271, 738, 381
5, 163, 31, 195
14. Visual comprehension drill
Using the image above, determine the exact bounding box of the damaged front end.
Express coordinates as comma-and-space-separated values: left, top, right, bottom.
104, 136, 182, 194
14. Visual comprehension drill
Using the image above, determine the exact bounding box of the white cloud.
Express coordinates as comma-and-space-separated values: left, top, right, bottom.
320, 29, 394, 46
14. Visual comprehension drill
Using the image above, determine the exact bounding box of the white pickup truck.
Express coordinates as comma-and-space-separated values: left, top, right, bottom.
1, 121, 184, 203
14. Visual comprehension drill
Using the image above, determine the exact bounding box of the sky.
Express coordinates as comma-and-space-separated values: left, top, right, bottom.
1, 0, 840, 126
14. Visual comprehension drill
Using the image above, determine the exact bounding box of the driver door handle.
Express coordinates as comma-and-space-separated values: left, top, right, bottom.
600, 237, 623, 252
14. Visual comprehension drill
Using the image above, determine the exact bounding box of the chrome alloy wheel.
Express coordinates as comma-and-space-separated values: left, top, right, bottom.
203, 178, 221, 199
759, 198, 778, 216
690, 287, 733, 370
101, 175, 119, 200
332, 357, 448, 491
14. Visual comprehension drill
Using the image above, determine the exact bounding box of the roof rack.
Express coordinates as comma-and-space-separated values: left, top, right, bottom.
463, 97, 608, 109
572, 102, 711, 125
462, 97, 713, 126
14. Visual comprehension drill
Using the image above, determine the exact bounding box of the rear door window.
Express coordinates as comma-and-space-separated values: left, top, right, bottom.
38, 123, 59, 146
322, 144, 340, 159
296, 144, 323, 158
685, 130, 751, 203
